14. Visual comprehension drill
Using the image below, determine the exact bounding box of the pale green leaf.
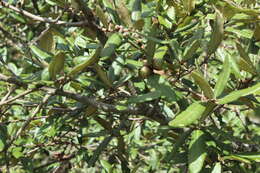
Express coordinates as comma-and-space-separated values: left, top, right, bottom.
214, 54, 231, 97
212, 162, 221, 173
128, 91, 161, 103
169, 102, 206, 127
218, 83, 260, 104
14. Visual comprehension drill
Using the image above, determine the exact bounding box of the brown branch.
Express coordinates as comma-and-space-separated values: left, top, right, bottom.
0, 85, 17, 103
12, 94, 52, 141
0, 74, 27, 88
0, 73, 168, 124
0, 1, 89, 27
0, 87, 38, 106
0, 116, 48, 125
41, 86, 140, 115
1, 1, 108, 44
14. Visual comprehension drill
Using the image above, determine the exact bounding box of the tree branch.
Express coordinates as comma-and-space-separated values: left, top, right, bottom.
0, 1, 89, 27
0, 74, 27, 88
0, 73, 168, 124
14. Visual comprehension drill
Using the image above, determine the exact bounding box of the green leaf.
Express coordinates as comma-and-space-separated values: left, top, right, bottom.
12, 147, 23, 159
236, 42, 257, 75
206, 9, 224, 56
128, 91, 161, 103
9, 12, 26, 23
0, 125, 7, 152
233, 152, 260, 162
182, 0, 195, 14
48, 52, 65, 80
191, 71, 214, 99
88, 136, 113, 167
218, 83, 260, 104
100, 160, 112, 172
169, 102, 206, 128
226, 27, 254, 39
95, 5, 109, 27
147, 75, 178, 102
229, 54, 243, 79
188, 130, 207, 173
116, 1, 132, 26
214, 54, 231, 97
102, 0, 120, 24
68, 47, 102, 77
131, 0, 142, 21
46, 0, 67, 7
182, 39, 200, 61
222, 155, 251, 164
30, 45, 52, 59
108, 56, 124, 82
153, 46, 168, 59
211, 162, 221, 173
100, 33, 122, 60
158, 15, 172, 29
38, 29, 55, 53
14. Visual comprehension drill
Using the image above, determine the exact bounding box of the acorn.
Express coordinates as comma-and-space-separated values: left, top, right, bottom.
152, 58, 164, 70
139, 66, 152, 78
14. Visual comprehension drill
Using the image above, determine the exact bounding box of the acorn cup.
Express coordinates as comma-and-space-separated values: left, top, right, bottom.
139, 66, 152, 79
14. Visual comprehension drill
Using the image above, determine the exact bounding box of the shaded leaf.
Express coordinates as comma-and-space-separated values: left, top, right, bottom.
93, 64, 113, 88
48, 52, 65, 80
236, 42, 257, 75
95, 5, 109, 28
188, 130, 207, 173
100, 33, 122, 59
0, 125, 7, 152
38, 29, 55, 53
206, 9, 224, 56
131, 0, 142, 21
147, 75, 178, 102
116, 1, 132, 26
191, 71, 214, 99
183, 0, 196, 14
182, 39, 200, 61
88, 136, 113, 167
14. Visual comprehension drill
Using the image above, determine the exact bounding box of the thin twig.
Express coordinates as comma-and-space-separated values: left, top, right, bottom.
0, 74, 27, 88
0, 88, 39, 106
0, 85, 17, 103
12, 94, 52, 141
0, 1, 89, 27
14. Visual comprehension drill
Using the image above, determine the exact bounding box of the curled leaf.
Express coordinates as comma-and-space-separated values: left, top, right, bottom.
68, 47, 102, 77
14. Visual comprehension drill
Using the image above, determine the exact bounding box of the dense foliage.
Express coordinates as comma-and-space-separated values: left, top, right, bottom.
0, 0, 260, 172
